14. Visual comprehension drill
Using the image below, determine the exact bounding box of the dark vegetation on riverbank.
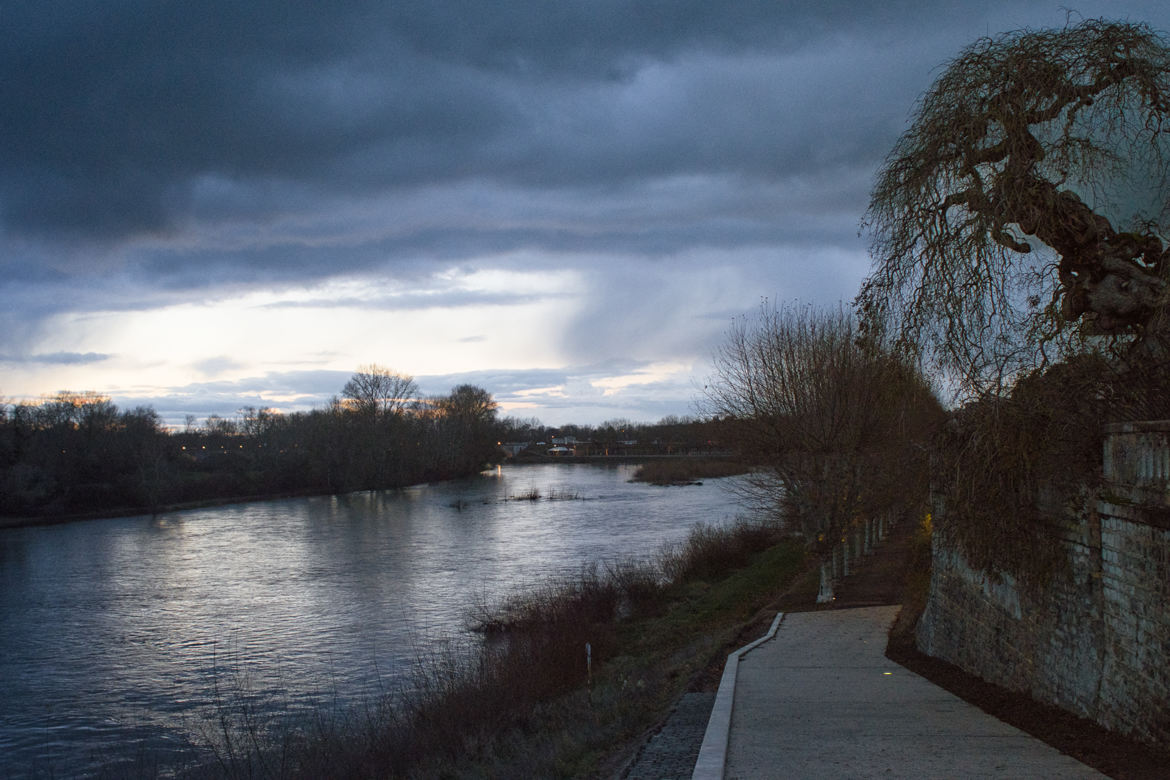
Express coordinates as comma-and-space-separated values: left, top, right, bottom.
0, 378, 503, 522
185, 519, 805, 778
630, 458, 748, 486
1, 374, 734, 526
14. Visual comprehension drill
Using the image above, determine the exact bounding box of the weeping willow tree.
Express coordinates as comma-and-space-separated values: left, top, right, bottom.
861, 19, 1170, 582
859, 18, 1170, 397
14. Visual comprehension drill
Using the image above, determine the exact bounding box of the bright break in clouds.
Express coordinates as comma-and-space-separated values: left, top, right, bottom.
3, 1, 1169, 424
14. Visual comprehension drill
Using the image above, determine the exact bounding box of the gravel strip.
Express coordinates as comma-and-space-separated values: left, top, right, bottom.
622, 691, 716, 779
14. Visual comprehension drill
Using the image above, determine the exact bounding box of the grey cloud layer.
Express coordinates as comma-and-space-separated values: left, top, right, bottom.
2, 0, 1012, 244
6, 0, 1170, 418
113, 361, 688, 426
0, 351, 110, 365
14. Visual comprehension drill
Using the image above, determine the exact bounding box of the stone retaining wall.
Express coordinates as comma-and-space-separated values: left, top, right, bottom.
916, 421, 1170, 746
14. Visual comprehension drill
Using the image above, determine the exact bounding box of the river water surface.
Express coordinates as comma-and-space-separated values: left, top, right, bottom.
0, 462, 745, 777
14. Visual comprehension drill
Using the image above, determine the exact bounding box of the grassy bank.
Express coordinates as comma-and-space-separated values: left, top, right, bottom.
192, 520, 806, 778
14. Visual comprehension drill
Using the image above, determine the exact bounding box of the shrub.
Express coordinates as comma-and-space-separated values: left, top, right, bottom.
659, 520, 785, 584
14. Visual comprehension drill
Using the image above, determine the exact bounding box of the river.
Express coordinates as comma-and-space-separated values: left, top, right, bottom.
0, 462, 745, 777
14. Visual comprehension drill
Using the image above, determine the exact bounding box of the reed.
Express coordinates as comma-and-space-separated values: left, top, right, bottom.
183, 519, 803, 778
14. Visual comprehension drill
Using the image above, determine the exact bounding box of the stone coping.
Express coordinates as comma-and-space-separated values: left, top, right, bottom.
1103, 420, 1170, 433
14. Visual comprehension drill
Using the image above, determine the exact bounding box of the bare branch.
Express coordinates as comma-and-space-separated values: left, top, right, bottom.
860, 18, 1170, 397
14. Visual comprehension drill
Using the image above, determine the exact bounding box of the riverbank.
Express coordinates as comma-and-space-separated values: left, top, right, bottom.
0, 456, 737, 530
510, 452, 737, 465
0, 488, 329, 530
1, 464, 761, 777
628, 458, 749, 486
192, 520, 809, 778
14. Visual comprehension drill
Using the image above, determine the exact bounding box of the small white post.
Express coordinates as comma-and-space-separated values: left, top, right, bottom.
816, 562, 835, 603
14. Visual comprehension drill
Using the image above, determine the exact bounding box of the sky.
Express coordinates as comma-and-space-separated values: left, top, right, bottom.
3, 1, 1169, 427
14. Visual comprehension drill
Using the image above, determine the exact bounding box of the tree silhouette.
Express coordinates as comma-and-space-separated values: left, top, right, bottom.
342, 364, 419, 417
703, 304, 940, 541
860, 19, 1170, 394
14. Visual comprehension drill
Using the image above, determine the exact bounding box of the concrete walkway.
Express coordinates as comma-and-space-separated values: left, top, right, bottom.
694, 606, 1105, 779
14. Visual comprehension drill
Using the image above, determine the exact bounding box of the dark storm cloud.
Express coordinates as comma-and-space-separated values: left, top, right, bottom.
9, 0, 1170, 423
0, 0, 1009, 244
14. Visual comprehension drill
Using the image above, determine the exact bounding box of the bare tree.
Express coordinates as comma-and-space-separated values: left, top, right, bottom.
203, 414, 238, 436
860, 19, 1170, 396
429, 384, 501, 477
702, 304, 940, 542
439, 384, 498, 425
342, 364, 419, 417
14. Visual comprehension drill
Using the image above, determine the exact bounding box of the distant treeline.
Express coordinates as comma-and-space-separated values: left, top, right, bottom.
496, 415, 733, 457
0, 370, 503, 519
0, 366, 733, 520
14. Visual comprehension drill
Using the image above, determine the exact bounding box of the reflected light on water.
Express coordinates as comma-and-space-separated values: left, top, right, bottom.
0, 463, 746, 776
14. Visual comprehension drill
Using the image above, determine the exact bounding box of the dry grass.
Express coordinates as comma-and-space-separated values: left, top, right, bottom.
182, 519, 803, 778
658, 520, 783, 582
503, 487, 583, 502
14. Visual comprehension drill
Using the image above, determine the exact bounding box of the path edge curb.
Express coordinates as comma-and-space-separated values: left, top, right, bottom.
690, 611, 785, 780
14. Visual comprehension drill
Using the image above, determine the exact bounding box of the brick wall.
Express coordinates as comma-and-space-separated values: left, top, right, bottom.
916, 421, 1170, 746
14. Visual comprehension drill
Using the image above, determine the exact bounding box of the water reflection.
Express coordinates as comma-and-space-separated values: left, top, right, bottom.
0, 463, 742, 777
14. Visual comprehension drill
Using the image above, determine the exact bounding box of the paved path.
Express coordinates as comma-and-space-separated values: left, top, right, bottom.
702, 606, 1105, 779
